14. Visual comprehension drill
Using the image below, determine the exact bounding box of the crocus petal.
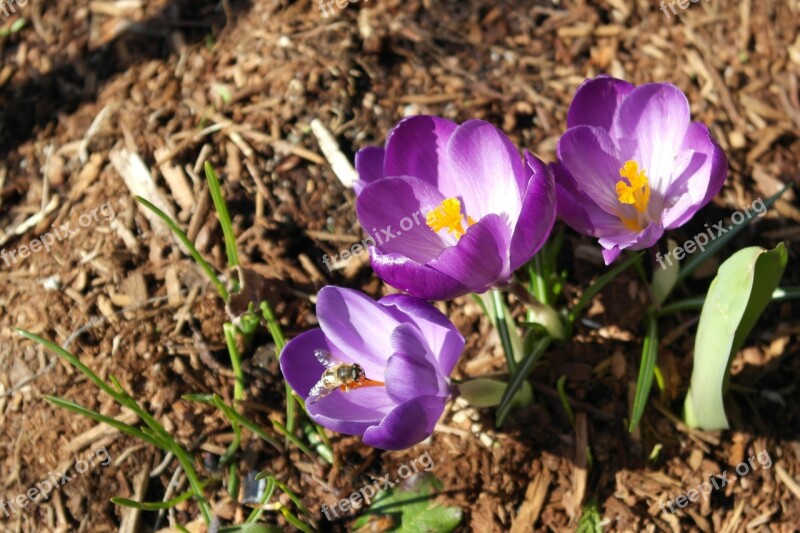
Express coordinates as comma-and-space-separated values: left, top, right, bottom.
443, 120, 526, 221
369, 247, 469, 300
307, 386, 396, 436
379, 294, 465, 376
509, 153, 557, 271
556, 125, 626, 216
598, 221, 664, 264
553, 162, 622, 237
316, 286, 401, 379
362, 395, 446, 450
428, 213, 512, 293
385, 324, 445, 403
613, 83, 691, 195
567, 76, 635, 129
383, 115, 457, 188
356, 175, 448, 263
661, 123, 728, 229
354, 146, 386, 195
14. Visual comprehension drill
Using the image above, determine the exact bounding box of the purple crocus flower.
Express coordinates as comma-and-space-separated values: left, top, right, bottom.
279, 286, 464, 450
553, 76, 728, 264
353, 115, 556, 301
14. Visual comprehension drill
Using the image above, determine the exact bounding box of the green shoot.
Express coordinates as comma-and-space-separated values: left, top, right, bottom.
135, 196, 228, 301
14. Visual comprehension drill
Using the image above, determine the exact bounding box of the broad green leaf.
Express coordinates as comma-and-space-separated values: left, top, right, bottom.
652, 239, 680, 305
684, 244, 788, 429
353, 474, 462, 533
458, 378, 532, 408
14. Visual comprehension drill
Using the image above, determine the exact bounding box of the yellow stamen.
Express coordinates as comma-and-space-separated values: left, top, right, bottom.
615, 160, 651, 214
426, 198, 468, 238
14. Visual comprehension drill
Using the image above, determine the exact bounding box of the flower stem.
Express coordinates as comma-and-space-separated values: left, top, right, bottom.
491, 289, 517, 374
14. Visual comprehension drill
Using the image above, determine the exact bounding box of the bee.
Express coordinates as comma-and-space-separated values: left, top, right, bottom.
308, 349, 367, 404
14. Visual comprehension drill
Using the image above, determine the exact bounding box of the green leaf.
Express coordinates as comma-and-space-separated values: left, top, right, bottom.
677, 184, 791, 284
684, 244, 788, 429
111, 486, 198, 510
484, 290, 523, 371
652, 239, 680, 305
556, 375, 575, 428
135, 196, 228, 301
204, 162, 240, 272
353, 475, 462, 533
218, 525, 282, 533
628, 312, 658, 432
575, 497, 603, 533
569, 252, 644, 326
458, 378, 532, 408
496, 336, 552, 426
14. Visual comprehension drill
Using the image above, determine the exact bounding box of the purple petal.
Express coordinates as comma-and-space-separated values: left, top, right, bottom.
554, 163, 605, 237
369, 247, 469, 300
362, 395, 447, 450
428, 214, 512, 293
443, 120, 526, 221
510, 153, 557, 271
556, 125, 625, 216
383, 115, 457, 187
385, 324, 445, 403
308, 386, 396, 436
613, 83, 691, 195
662, 123, 728, 229
379, 294, 465, 376
356, 176, 448, 263
316, 286, 401, 379
354, 146, 386, 195
567, 76, 635, 129
598, 221, 664, 264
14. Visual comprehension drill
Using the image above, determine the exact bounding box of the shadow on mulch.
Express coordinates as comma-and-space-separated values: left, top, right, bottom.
0, 0, 252, 157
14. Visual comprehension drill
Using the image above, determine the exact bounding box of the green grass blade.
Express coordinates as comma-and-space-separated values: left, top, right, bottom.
223, 322, 245, 402
628, 313, 658, 432
556, 376, 575, 428
136, 196, 228, 301
44, 396, 164, 449
19, 330, 119, 399
211, 396, 283, 452
204, 162, 240, 271
491, 290, 520, 373
271, 420, 324, 464
112, 486, 198, 510
677, 183, 792, 283
496, 336, 552, 426
569, 252, 644, 325
245, 476, 276, 524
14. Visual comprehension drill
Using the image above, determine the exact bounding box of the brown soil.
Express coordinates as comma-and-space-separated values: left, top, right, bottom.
1, 0, 799, 532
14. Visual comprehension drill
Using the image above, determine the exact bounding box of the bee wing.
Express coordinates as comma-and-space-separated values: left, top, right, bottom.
314, 349, 339, 369
308, 379, 336, 404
